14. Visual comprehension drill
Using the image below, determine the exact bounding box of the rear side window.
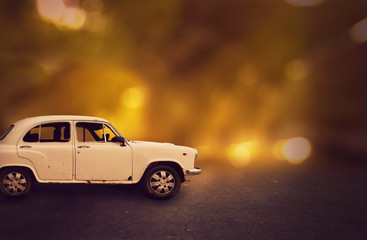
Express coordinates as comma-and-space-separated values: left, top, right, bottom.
23, 122, 71, 143
0, 125, 14, 140
23, 126, 39, 142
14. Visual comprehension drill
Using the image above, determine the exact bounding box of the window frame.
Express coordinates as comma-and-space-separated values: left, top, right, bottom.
103, 123, 118, 142
75, 122, 121, 143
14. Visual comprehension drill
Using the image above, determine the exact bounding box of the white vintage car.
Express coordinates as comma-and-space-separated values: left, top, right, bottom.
0, 115, 201, 199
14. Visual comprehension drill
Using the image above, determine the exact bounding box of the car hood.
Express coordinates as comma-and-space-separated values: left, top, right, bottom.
127, 140, 197, 164
128, 140, 175, 146
127, 140, 196, 152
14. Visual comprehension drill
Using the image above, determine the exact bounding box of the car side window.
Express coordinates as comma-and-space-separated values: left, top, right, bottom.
40, 122, 70, 142
23, 126, 40, 142
76, 122, 104, 142
23, 122, 70, 143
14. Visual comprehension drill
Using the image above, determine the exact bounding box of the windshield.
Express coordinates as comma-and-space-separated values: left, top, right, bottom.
0, 125, 14, 141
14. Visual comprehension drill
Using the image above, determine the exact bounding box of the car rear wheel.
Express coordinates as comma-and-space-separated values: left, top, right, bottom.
142, 166, 181, 200
0, 168, 32, 197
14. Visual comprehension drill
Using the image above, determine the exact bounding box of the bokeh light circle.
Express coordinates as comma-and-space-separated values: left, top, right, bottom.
227, 141, 257, 167
121, 87, 146, 109
350, 18, 367, 44
37, 0, 65, 21
281, 137, 311, 164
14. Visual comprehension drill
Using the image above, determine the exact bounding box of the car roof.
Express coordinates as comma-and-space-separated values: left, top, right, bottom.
13, 115, 109, 126
1, 115, 109, 144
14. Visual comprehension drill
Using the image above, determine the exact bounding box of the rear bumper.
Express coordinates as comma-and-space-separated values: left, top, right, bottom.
185, 167, 202, 175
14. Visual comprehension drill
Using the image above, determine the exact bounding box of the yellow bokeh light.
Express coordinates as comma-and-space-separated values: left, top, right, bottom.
121, 87, 146, 109
37, 0, 65, 21
285, 59, 310, 81
281, 137, 311, 164
350, 18, 367, 44
63, 8, 86, 30
284, 0, 324, 7
227, 141, 258, 167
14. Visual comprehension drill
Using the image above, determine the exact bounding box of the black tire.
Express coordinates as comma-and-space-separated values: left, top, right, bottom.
0, 168, 32, 197
141, 165, 181, 200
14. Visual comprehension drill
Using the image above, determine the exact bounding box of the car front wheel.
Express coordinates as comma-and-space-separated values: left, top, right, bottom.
142, 166, 181, 200
0, 168, 32, 197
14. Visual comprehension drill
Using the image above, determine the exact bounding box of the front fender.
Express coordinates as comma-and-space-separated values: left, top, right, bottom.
132, 158, 185, 183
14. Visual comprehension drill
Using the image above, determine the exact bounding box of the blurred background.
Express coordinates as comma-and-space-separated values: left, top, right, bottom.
1, 0, 367, 167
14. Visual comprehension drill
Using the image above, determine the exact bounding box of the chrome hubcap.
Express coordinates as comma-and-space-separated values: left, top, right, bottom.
3, 172, 27, 194
149, 171, 175, 194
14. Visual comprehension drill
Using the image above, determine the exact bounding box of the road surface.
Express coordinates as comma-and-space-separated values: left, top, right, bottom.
1, 161, 366, 240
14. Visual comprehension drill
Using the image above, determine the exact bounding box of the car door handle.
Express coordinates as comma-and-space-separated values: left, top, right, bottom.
77, 145, 90, 148
19, 145, 32, 149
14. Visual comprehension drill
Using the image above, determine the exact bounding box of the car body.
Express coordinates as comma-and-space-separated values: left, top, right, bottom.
0, 115, 201, 199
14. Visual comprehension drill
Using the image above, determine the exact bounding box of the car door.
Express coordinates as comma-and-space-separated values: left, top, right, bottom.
17, 122, 73, 180
74, 122, 132, 181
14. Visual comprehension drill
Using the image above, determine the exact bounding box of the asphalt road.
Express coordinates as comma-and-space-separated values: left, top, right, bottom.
1, 161, 366, 240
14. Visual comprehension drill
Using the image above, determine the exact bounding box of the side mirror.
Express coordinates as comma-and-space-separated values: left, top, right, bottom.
112, 136, 126, 146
